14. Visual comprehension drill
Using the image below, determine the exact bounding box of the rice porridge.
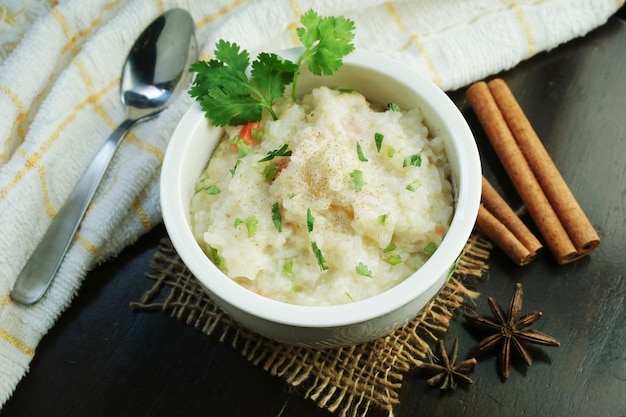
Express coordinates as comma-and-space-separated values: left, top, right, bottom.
190, 86, 454, 306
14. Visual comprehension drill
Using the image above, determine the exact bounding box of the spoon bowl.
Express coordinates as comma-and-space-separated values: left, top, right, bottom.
11, 8, 198, 305
121, 9, 196, 118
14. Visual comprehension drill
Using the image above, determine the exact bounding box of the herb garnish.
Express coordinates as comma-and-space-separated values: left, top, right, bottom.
424, 241, 437, 255
263, 162, 280, 182
189, 10, 355, 126
388, 102, 401, 112
383, 243, 396, 253
195, 184, 220, 195
258, 144, 292, 162
207, 245, 225, 270
234, 216, 258, 237
356, 262, 372, 277
356, 142, 368, 162
385, 254, 402, 265
349, 169, 363, 191
233, 136, 252, 157
291, 10, 356, 102
311, 241, 328, 270
374, 133, 384, 152
271, 202, 282, 232
229, 160, 241, 176
307, 208, 314, 232
406, 179, 421, 192
403, 152, 422, 167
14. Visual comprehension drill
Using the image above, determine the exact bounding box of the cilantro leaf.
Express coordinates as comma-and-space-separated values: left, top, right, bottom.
251, 53, 297, 104
356, 142, 368, 162
258, 144, 292, 162
385, 254, 402, 265
234, 216, 258, 237
403, 152, 422, 167
383, 243, 397, 253
292, 10, 356, 101
424, 241, 438, 255
349, 169, 363, 192
374, 133, 384, 153
307, 208, 314, 232
406, 179, 421, 192
271, 202, 283, 232
356, 262, 372, 277
311, 241, 329, 270
189, 12, 356, 126
296, 10, 356, 76
189, 41, 265, 126
194, 184, 220, 195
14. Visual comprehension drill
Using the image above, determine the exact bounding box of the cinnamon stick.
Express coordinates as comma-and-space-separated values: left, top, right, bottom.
480, 176, 543, 264
476, 204, 537, 266
466, 81, 581, 264
487, 78, 600, 255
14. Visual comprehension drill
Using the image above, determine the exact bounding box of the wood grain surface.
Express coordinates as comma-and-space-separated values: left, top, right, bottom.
3, 16, 625, 417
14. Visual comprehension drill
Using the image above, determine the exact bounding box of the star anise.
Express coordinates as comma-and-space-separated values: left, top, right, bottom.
418, 338, 477, 390
464, 282, 560, 379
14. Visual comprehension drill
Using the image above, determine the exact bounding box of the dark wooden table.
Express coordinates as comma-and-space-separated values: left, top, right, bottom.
4, 15, 625, 417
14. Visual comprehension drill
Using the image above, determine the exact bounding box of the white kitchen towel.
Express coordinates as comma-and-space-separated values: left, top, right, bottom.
0, 0, 622, 408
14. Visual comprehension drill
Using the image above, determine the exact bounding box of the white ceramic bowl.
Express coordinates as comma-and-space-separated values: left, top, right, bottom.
161, 48, 481, 347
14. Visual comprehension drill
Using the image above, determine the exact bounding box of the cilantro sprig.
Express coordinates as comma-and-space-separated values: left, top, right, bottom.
291, 10, 356, 102
189, 10, 355, 127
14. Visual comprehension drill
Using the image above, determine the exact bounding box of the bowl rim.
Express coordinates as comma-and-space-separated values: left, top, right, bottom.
161, 48, 481, 328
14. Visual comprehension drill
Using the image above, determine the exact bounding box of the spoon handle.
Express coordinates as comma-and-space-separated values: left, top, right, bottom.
11, 118, 137, 305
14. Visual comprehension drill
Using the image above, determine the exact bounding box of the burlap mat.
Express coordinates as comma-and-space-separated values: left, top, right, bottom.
131, 232, 491, 417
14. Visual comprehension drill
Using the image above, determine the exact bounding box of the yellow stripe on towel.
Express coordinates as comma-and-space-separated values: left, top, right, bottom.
511, 2, 536, 58
0, 78, 119, 200
0, 85, 26, 162
196, 0, 247, 30
60, 0, 123, 57
384, 3, 443, 87
0, 328, 35, 357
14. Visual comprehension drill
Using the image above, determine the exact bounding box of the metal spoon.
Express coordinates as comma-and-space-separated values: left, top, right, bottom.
11, 8, 198, 305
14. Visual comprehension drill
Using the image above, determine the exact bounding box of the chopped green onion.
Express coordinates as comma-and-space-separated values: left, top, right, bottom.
288, 193, 296, 199
383, 243, 396, 253
283, 259, 294, 275
424, 241, 438, 255
263, 162, 280, 182
386, 146, 395, 158
356, 142, 368, 162
272, 202, 282, 232
234, 216, 258, 237
349, 169, 363, 192
377, 213, 389, 225
374, 132, 384, 153
311, 241, 328, 270
388, 102, 401, 112
307, 208, 314, 232
406, 179, 421, 192
258, 143, 292, 162
356, 262, 372, 277
195, 184, 220, 195
229, 160, 241, 176
403, 152, 422, 167
345, 291, 355, 302
233, 136, 252, 157
207, 245, 225, 270
385, 254, 402, 265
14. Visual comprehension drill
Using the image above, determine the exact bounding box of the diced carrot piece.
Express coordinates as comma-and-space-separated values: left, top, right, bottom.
238, 122, 261, 145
